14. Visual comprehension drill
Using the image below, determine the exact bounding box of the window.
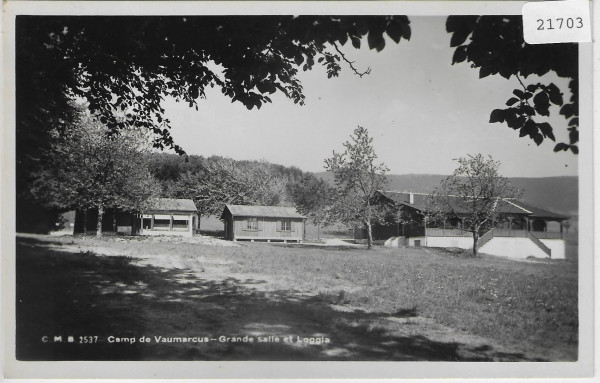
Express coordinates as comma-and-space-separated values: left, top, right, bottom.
142, 214, 152, 230
172, 215, 189, 231
153, 214, 171, 230
280, 219, 291, 231
247, 217, 258, 230
153, 219, 170, 230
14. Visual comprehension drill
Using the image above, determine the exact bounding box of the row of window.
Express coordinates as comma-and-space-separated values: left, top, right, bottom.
143, 214, 191, 231
246, 218, 292, 231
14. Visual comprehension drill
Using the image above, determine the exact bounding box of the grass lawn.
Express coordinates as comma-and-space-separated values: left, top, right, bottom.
15, 234, 577, 361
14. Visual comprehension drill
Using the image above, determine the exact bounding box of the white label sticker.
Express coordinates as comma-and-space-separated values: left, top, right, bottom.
522, 0, 591, 44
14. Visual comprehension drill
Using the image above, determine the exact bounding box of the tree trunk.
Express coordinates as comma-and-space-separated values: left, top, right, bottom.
113, 211, 117, 233
96, 205, 104, 237
472, 230, 479, 257
82, 209, 88, 235
366, 221, 373, 249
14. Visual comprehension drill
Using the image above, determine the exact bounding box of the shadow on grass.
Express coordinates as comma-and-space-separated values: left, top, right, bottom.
16, 236, 542, 361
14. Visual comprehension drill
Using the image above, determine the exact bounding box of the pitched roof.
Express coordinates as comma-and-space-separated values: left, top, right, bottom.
377, 190, 428, 210
510, 200, 570, 220
222, 205, 305, 219
148, 198, 197, 212
377, 190, 567, 219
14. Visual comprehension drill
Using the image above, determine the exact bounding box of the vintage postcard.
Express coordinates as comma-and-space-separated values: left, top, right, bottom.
1, 0, 595, 380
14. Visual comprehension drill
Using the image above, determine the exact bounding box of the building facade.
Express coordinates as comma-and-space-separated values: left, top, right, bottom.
73, 198, 198, 237
355, 191, 569, 259
221, 205, 305, 242
139, 198, 198, 237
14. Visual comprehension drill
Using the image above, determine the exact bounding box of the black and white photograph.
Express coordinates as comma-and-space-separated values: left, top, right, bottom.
1, 1, 595, 380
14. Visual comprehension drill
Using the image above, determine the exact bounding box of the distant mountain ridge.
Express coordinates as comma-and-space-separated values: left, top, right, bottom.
315, 172, 578, 216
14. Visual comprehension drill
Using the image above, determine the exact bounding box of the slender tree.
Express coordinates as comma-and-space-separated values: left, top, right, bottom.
430, 154, 519, 257
325, 126, 388, 248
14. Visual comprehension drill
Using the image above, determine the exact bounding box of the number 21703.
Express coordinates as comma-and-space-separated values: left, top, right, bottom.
537, 17, 583, 30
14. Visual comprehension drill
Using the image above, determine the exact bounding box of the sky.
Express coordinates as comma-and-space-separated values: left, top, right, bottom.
164, 16, 578, 178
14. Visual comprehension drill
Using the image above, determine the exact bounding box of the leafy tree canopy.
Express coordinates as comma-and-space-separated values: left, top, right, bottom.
288, 174, 333, 233
30, 105, 160, 236
194, 158, 287, 216
447, 16, 578, 153
146, 152, 307, 211
17, 15, 411, 156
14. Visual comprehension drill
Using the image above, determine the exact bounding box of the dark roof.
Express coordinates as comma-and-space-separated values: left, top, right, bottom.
495, 199, 533, 215
147, 198, 197, 212
221, 205, 305, 219
510, 200, 570, 220
377, 190, 428, 210
377, 191, 567, 219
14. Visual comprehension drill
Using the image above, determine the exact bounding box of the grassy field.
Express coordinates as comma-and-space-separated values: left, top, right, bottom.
15, 234, 578, 361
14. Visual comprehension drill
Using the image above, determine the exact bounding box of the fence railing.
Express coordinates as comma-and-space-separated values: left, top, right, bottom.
530, 231, 563, 239
424, 227, 562, 242
425, 228, 471, 237
491, 229, 527, 237
492, 229, 562, 239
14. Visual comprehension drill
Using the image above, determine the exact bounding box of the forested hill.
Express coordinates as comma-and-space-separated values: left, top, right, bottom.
148, 153, 578, 217
147, 153, 309, 215
315, 172, 578, 216
147, 152, 305, 184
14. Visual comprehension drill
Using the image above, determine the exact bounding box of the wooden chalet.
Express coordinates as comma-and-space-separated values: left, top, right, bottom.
220, 205, 306, 242
355, 190, 569, 259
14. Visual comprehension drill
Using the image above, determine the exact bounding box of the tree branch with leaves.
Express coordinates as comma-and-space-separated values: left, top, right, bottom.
447, 16, 578, 154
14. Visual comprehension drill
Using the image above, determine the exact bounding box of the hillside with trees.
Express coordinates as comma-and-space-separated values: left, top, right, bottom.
146, 152, 324, 221
26, 135, 577, 235
145, 152, 578, 233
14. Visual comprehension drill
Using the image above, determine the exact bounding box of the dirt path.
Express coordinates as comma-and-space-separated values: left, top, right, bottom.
15, 235, 550, 361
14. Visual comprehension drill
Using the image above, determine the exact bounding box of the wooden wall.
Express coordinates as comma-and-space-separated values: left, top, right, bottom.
231, 216, 304, 240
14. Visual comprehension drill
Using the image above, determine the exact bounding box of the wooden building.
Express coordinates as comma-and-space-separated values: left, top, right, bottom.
140, 198, 198, 237
220, 205, 306, 242
74, 198, 198, 236
355, 191, 569, 259
73, 208, 139, 235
